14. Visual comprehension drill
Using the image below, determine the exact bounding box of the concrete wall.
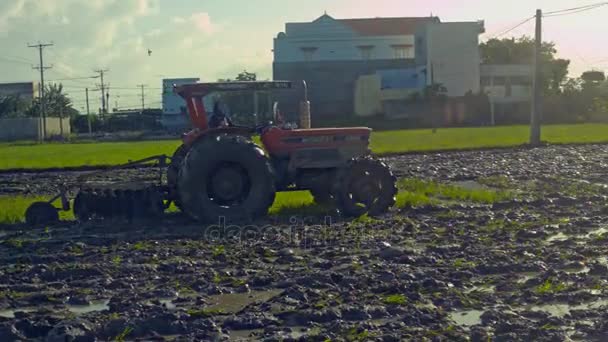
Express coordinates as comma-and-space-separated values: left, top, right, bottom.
426, 22, 483, 96
274, 59, 416, 119
0, 117, 70, 141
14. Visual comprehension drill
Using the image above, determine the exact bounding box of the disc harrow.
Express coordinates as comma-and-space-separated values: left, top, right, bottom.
24, 155, 174, 226
73, 185, 167, 222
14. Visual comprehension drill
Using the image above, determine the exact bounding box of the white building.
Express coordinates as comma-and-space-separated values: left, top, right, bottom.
161, 77, 199, 130
273, 14, 484, 117
426, 22, 485, 97
274, 15, 422, 63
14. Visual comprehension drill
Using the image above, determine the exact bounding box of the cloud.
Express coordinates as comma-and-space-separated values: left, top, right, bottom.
0, 0, 27, 32
191, 12, 215, 34
172, 12, 217, 34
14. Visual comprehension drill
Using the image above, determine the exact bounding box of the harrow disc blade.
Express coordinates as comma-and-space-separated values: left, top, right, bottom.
73, 186, 165, 221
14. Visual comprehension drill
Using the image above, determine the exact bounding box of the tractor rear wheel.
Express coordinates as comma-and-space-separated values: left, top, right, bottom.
334, 157, 397, 217
167, 144, 188, 211
177, 135, 276, 222
310, 187, 334, 205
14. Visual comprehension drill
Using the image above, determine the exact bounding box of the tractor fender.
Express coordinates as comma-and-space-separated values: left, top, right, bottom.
182, 127, 253, 148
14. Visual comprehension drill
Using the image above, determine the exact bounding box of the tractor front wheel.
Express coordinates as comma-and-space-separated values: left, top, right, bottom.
167, 144, 189, 211
177, 135, 276, 222
334, 157, 397, 217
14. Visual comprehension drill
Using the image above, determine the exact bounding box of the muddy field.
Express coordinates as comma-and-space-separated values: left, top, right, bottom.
1, 144, 608, 341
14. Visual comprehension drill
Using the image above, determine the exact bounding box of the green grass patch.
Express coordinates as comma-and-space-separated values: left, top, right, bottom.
382, 294, 407, 306
0, 140, 182, 170
395, 178, 512, 208
1, 124, 607, 170
268, 191, 329, 216
535, 279, 568, 295
369, 123, 608, 154
0, 191, 324, 225
0, 195, 74, 224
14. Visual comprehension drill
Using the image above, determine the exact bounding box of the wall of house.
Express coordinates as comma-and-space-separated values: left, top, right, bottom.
0, 117, 70, 141
480, 64, 532, 103
274, 59, 416, 119
274, 35, 415, 63
426, 22, 483, 97
275, 17, 415, 63
0, 82, 39, 101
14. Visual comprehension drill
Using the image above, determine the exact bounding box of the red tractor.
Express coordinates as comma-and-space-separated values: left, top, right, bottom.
24, 81, 397, 225
167, 81, 397, 222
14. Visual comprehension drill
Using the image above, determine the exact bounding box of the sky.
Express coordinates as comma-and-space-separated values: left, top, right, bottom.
0, 0, 607, 112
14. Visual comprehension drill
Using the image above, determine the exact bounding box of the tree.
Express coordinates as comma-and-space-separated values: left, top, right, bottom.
480, 36, 570, 94
235, 70, 257, 81
27, 83, 78, 118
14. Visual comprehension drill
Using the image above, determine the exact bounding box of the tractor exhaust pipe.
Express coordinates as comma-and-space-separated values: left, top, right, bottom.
299, 80, 311, 129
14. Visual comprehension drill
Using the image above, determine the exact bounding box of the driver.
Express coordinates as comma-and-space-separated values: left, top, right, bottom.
209, 99, 233, 128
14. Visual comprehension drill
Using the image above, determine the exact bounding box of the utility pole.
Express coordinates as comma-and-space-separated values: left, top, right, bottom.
530, 9, 542, 146
138, 84, 146, 113
94, 69, 109, 117
86, 87, 92, 135
29, 42, 53, 141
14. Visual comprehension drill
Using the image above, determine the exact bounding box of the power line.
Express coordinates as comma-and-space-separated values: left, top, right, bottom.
544, 2, 608, 15
544, 3, 608, 17
47, 76, 99, 82
488, 16, 535, 39
0, 56, 32, 66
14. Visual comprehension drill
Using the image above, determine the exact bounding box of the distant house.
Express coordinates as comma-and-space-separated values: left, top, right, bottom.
161, 78, 200, 130
480, 64, 533, 124
273, 14, 484, 119
0, 82, 40, 102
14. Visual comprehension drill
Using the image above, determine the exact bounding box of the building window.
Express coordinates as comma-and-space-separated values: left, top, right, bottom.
511, 76, 532, 86
392, 44, 414, 59
358, 45, 375, 60
300, 47, 318, 62
481, 76, 491, 87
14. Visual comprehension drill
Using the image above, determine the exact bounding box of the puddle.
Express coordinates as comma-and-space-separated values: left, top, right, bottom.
450, 309, 484, 326
563, 266, 590, 274
516, 272, 541, 284
159, 298, 177, 310
586, 227, 608, 239
525, 299, 608, 318
546, 232, 569, 243
67, 300, 110, 314
206, 289, 283, 313
0, 300, 110, 318
229, 329, 264, 341
466, 284, 496, 294
451, 299, 608, 327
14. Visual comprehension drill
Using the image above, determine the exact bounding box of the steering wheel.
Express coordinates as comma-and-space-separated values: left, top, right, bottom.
254, 121, 275, 135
